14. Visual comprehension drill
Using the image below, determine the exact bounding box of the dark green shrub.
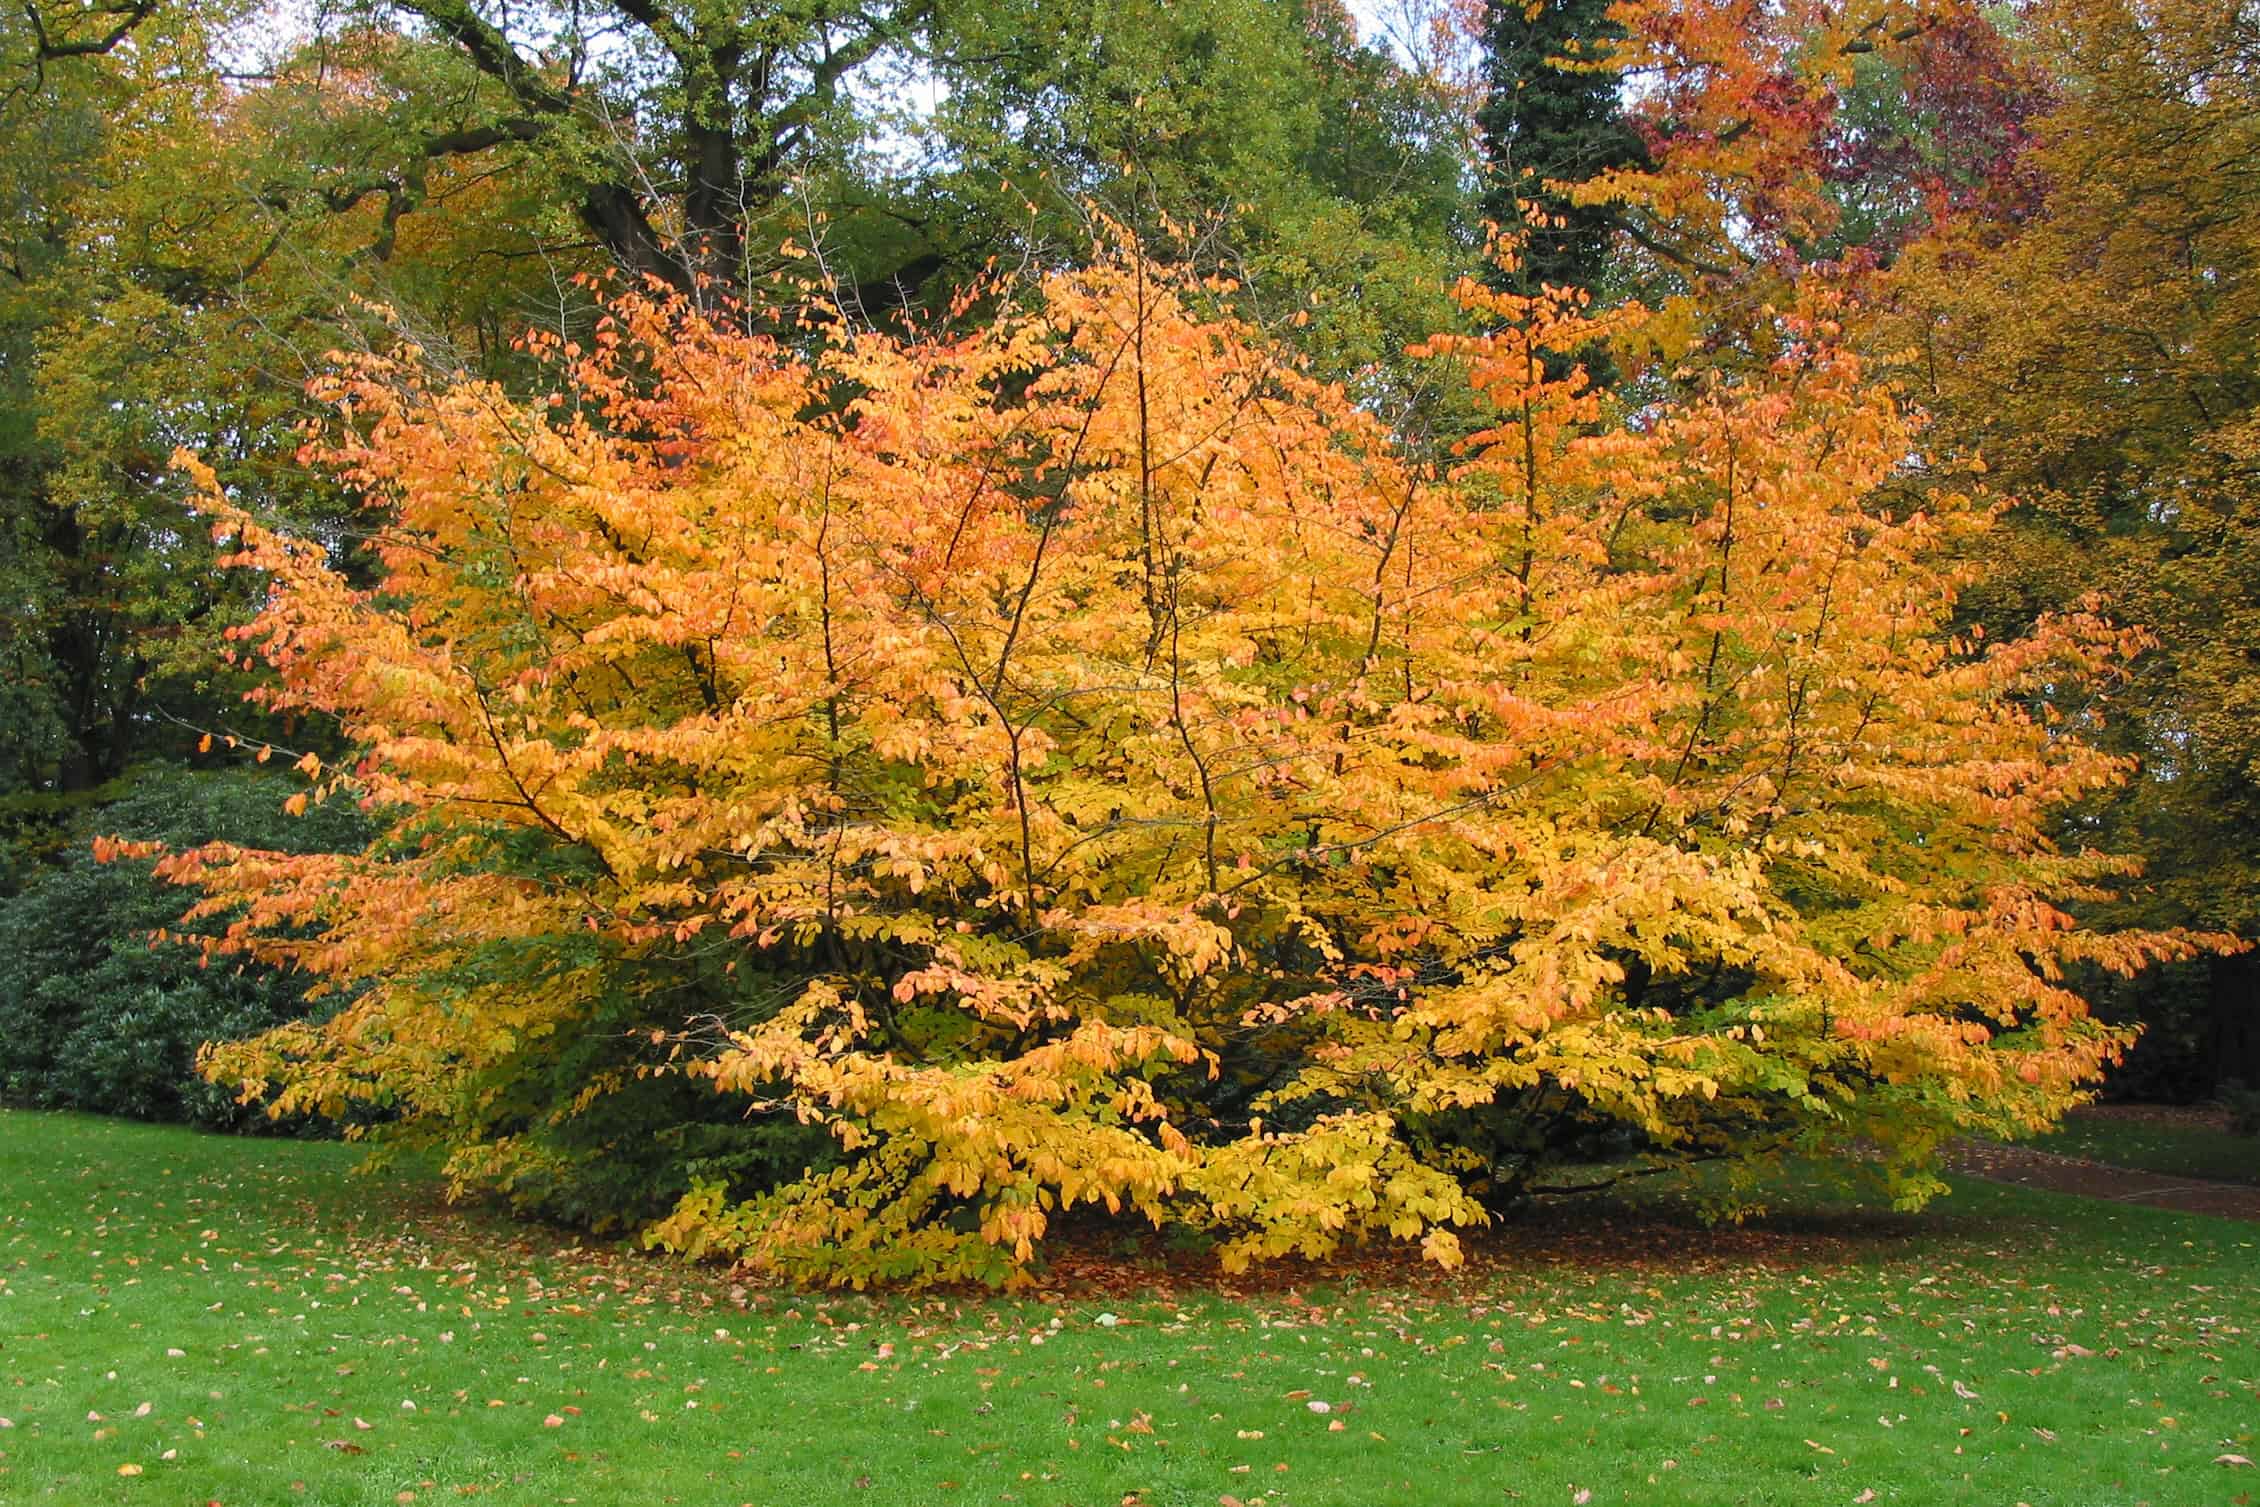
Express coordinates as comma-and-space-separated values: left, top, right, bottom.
0, 766, 372, 1130
2222, 1081, 2260, 1139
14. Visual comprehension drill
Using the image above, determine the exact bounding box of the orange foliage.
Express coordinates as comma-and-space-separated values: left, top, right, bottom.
150, 243, 2215, 1286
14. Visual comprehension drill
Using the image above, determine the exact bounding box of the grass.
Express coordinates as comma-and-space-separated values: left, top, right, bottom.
1, 1111, 2254, 1507
2027, 1109, 2260, 1187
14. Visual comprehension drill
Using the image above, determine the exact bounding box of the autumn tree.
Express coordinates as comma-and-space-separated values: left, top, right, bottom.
1810, 7, 2048, 264
136, 234, 2216, 1285
1552, 0, 2039, 363
1593, 0, 1957, 277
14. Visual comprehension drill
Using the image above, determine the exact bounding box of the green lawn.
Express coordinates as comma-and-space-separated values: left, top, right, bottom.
2028, 1110, 2260, 1187
1, 1111, 2254, 1506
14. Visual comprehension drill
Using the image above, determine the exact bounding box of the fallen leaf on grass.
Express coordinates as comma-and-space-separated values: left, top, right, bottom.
2218, 1455, 2256, 1468
117, 1464, 142, 1477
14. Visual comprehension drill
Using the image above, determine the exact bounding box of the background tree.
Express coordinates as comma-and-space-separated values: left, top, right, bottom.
1593, 0, 1953, 278
0, 0, 597, 1130
0, 0, 582, 808
1881, 0, 2260, 1093
0, 0, 269, 802
1559, 0, 2039, 368
1810, 6, 2048, 265
922, 0, 1480, 409
276, 0, 935, 300
1474, 0, 1642, 297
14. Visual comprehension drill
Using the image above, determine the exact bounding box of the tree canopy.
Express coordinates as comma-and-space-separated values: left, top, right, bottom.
132, 245, 2209, 1284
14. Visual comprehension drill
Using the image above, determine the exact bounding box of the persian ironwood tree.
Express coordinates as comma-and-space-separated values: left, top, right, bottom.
145, 244, 2210, 1286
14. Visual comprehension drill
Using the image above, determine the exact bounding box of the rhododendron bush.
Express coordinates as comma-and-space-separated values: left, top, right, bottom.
143, 249, 2204, 1286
